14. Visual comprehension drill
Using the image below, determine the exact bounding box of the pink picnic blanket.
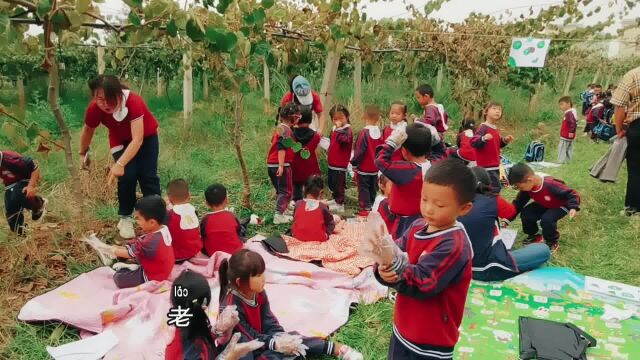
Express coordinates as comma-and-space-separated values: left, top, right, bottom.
18, 238, 386, 359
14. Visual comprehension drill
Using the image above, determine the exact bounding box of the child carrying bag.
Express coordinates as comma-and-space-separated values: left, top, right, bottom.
519, 317, 597, 360
525, 141, 545, 162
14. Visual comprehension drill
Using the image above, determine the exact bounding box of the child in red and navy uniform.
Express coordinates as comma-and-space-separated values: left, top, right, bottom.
471, 101, 514, 193
351, 105, 384, 216
166, 179, 202, 262
382, 102, 409, 162
506, 163, 580, 252
558, 96, 577, 164
374, 174, 396, 235
414, 84, 448, 136
448, 118, 477, 165
0, 150, 47, 235
292, 176, 343, 242
373, 159, 476, 360
459, 167, 550, 282
292, 110, 321, 202
219, 249, 364, 360
268, 103, 300, 224
200, 184, 244, 256
111, 195, 174, 289
375, 124, 432, 239
327, 105, 353, 214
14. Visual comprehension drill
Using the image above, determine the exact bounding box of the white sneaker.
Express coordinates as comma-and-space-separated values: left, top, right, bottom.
112, 262, 140, 271
339, 346, 363, 360
117, 217, 136, 239
273, 212, 293, 225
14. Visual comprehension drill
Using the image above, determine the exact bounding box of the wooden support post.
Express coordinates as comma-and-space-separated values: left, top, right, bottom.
183, 53, 193, 128
319, 51, 340, 134
97, 46, 105, 75
263, 60, 271, 114
353, 54, 362, 111
592, 66, 602, 84
563, 64, 576, 96
436, 64, 444, 92
203, 69, 209, 100
17, 76, 26, 113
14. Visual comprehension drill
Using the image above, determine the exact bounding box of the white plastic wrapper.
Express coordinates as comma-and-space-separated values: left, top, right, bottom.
216, 333, 264, 360
273, 333, 308, 357
82, 233, 116, 266
215, 305, 240, 334
358, 212, 401, 266
319, 137, 330, 151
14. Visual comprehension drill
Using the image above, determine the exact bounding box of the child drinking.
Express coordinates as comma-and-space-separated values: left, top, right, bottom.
165, 269, 264, 360
471, 101, 514, 193
166, 179, 202, 262
351, 105, 384, 216
292, 110, 322, 202
368, 159, 476, 360
219, 249, 364, 360
110, 195, 174, 289
375, 123, 432, 239
292, 176, 344, 242
558, 96, 577, 163
506, 163, 580, 252
383, 102, 408, 162
459, 167, 550, 281
267, 103, 300, 224
201, 184, 244, 256
327, 105, 353, 214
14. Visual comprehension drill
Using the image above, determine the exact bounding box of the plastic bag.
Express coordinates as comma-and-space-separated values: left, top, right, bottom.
358, 212, 401, 266
273, 333, 308, 357
215, 305, 240, 334
82, 233, 116, 266
216, 333, 264, 360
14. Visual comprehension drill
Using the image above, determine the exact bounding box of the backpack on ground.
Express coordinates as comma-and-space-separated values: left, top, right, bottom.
525, 141, 545, 162
593, 122, 616, 141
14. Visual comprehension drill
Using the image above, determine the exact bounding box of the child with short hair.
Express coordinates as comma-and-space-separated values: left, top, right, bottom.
375, 123, 432, 239
383, 102, 409, 162
374, 174, 396, 235
450, 118, 477, 164
110, 195, 174, 289
558, 96, 577, 163
292, 110, 322, 202
351, 104, 384, 216
0, 150, 47, 235
166, 179, 202, 262
459, 167, 550, 282
219, 249, 364, 360
267, 103, 300, 224
471, 101, 514, 193
370, 159, 476, 360
292, 176, 343, 242
165, 269, 264, 360
414, 85, 447, 161
201, 184, 244, 256
327, 105, 353, 214
506, 163, 580, 252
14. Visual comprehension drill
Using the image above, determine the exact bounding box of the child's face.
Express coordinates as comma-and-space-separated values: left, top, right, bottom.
414, 91, 430, 106
485, 106, 502, 121
134, 211, 159, 233
389, 105, 405, 124
420, 182, 472, 230
332, 112, 348, 127
558, 101, 571, 112
380, 180, 392, 196
513, 176, 536, 192
237, 273, 266, 294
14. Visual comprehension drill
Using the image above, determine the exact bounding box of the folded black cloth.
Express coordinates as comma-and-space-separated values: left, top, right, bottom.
519, 317, 597, 360
261, 235, 289, 254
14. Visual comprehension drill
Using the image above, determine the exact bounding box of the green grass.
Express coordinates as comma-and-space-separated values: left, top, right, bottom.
1, 74, 639, 359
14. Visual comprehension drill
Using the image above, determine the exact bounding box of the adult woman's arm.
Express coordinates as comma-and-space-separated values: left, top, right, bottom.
79, 125, 96, 156
317, 111, 326, 135
107, 118, 144, 184
23, 168, 41, 198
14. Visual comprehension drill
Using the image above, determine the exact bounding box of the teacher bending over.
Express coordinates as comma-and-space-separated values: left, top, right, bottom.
79, 75, 161, 239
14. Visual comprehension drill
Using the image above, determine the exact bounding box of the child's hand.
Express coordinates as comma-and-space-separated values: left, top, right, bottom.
276, 165, 284, 177
483, 133, 493, 141
569, 209, 577, 219
378, 265, 399, 283
22, 185, 36, 198
504, 135, 514, 143
335, 120, 343, 128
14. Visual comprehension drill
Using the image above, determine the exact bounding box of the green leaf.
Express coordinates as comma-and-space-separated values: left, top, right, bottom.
300, 148, 311, 159
65, 10, 83, 30
252, 8, 265, 23
115, 48, 126, 61
186, 19, 205, 42
166, 19, 177, 37
37, 0, 51, 18
216, 0, 231, 14
220, 31, 237, 52
51, 11, 70, 31
76, 0, 90, 13
239, 26, 250, 37
282, 137, 294, 148
262, 0, 274, 9
240, 82, 251, 94
292, 142, 302, 152
128, 12, 141, 26
2, 122, 17, 139
330, 0, 341, 12
123, 0, 142, 9
26, 123, 38, 141
0, 14, 8, 35
206, 26, 223, 44
266, 52, 276, 67
243, 13, 255, 26
252, 40, 270, 56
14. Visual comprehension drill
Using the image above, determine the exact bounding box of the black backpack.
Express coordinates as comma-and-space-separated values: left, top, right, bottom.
525, 141, 545, 162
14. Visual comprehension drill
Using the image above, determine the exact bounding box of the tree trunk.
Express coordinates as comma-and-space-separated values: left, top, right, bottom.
157, 68, 165, 97
263, 60, 271, 114
16, 76, 26, 114
436, 64, 444, 92
592, 66, 602, 84
183, 53, 193, 128
202, 70, 209, 100
318, 51, 340, 134
563, 64, 576, 96
233, 94, 251, 209
97, 47, 105, 75
353, 54, 362, 111
528, 84, 543, 113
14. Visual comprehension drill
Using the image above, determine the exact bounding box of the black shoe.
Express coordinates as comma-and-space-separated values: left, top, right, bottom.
32, 198, 48, 221
524, 234, 543, 244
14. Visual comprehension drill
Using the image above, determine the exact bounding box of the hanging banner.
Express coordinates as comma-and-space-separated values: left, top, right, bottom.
508, 37, 551, 68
